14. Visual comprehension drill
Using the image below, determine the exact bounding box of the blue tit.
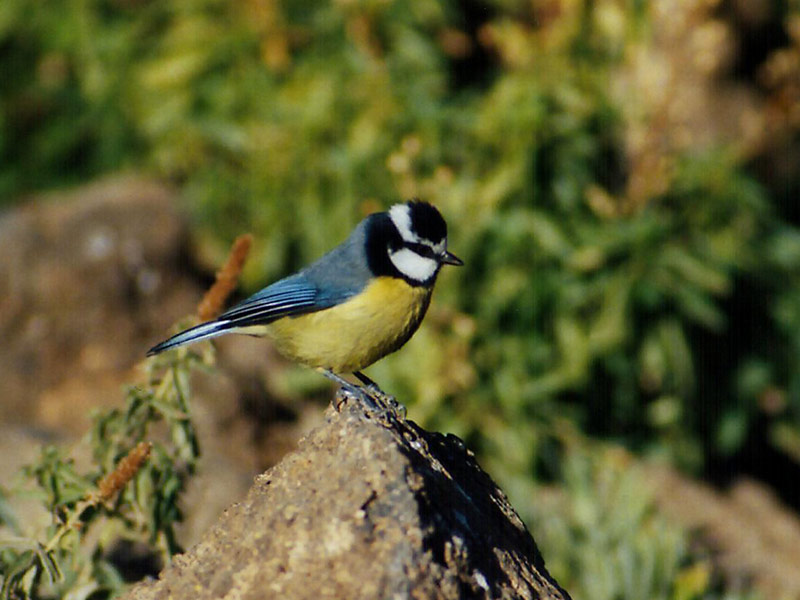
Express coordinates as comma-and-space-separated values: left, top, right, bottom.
147, 200, 463, 399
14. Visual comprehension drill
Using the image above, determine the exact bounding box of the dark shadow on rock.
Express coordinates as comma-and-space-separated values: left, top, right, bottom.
393, 420, 566, 598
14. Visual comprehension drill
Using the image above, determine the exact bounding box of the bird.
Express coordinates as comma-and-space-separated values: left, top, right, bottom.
147, 200, 463, 407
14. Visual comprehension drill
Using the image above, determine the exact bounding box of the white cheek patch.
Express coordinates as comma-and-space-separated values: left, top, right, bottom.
389, 248, 438, 282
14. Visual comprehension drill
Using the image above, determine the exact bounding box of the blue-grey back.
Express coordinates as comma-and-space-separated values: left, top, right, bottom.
217, 216, 374, 326
299, 217, 373, 302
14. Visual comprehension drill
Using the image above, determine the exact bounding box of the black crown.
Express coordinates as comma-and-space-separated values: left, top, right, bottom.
407, 199, 447, 244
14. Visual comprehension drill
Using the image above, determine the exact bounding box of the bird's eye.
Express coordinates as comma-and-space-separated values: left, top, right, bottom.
406, 242, 436, 259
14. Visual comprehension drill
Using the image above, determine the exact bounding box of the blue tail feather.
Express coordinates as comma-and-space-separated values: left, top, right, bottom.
147, 320, 233, 356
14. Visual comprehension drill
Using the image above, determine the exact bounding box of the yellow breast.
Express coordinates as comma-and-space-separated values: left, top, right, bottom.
259, 277, 432, 373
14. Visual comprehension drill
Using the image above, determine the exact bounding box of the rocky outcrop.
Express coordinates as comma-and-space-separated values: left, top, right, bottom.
0, 176, 200, 431
122, 397, 571, 600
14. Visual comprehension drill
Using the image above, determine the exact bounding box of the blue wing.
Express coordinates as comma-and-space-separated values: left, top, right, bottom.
217, 277, 322, 326
147, 275, 350, 356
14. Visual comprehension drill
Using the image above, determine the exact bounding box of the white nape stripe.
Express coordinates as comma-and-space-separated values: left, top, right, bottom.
389, 248, 438, 282
389, 204, 418, 244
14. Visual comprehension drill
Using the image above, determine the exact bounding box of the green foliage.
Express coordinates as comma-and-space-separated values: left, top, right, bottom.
3, 1, 800, 597
0, 322, 210, 599
454, 152, 775, 464
529, 430, 759, 600
0, 1, 143, 200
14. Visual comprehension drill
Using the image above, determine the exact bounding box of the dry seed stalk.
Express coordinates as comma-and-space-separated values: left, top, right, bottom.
93, 441, 152, 504
197, 233, 253, 321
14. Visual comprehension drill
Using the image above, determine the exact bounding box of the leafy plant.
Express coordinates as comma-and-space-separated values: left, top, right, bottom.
0, 340, 208, 600
529, 425, 760, 600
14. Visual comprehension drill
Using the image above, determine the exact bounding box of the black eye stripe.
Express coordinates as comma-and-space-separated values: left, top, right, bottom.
405, 242, 437, 258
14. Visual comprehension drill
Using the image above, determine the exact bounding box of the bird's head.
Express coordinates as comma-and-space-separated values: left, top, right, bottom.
377, 200, 463, 285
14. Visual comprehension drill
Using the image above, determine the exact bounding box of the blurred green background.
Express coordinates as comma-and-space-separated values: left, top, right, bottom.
3, 0, 800, 598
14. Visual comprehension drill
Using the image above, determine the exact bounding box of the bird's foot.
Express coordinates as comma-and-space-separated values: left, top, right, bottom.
353, 372, 407, 419
320, 369, 388, 415
335, 383, 384, 413
320, 370, 406, 420
362, 386, 406, 419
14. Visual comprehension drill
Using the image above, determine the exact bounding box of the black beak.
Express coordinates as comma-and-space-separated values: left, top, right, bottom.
441, 251, 464, 266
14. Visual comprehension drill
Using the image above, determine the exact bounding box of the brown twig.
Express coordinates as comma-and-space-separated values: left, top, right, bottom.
197, 233, 254, 322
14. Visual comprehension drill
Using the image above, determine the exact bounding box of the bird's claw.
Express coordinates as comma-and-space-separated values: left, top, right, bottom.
363, 385, 406, 419
334, 384, 406, 421
321, 369, 406, 420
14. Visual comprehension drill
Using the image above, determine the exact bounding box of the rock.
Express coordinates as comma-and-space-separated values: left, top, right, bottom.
0, 176, 200, 430
121, 399, 571, 600
646, 465, 800, 599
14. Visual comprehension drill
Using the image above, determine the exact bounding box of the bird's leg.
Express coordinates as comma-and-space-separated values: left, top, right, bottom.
353, 371, 405, 418
353, 371, 385, 394
319, 369, 382, 412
